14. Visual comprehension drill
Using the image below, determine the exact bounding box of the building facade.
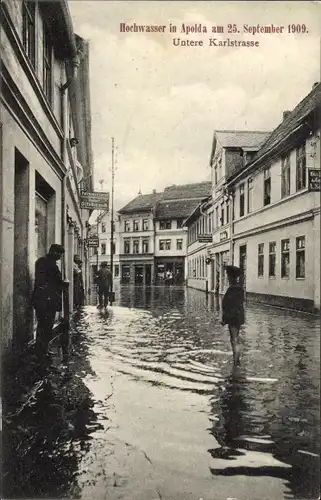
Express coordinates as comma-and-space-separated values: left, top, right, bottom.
118, 191, 162, 285
0, 0, 93, 352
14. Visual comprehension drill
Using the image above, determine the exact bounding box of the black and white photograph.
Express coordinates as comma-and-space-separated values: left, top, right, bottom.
1, 1, 320, 499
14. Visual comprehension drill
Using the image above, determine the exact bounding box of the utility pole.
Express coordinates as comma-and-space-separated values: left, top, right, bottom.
110, 137, 116, 301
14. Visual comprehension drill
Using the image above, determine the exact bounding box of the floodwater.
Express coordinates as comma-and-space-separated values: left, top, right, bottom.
3, 286, 320, 500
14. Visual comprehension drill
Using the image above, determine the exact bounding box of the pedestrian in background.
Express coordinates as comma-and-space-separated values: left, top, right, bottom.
32, 244, 65, 361
221, 265, 245, 364
73, 255, 84, 309
96, 261, 112, 309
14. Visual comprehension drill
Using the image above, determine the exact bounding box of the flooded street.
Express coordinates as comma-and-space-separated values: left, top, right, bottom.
3, 286, 320, 500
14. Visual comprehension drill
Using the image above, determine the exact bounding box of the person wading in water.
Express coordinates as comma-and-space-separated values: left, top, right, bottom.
96, 261, 112, 309
221, 265, 245, 364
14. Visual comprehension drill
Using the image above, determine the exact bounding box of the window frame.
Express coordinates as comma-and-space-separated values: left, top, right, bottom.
258, 243, 264, 277
263, 166, 271, 206
268, 241, 276, 278
159, 240, 165, 251
142, 239, 149, 254
165, 239, 171, 250
23, 1, 36, 68
176, 238, 183, 250
281, 154, 291, 198
159, 220, 172, 230
281, 238, 290, 278
296, 236, 305, 279
124, 220, 131, 232
142, 219, 149, 231
133, 220, 139, 232
239, 183, 245, 217
124, 239, 130, 254
247, 177, 253, 213
296, 144, 306, 191
133, 239, 139, 254
42, 20, 53, 104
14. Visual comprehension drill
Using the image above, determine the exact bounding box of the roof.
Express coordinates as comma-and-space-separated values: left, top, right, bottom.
227, 82, 321, 182
155, 199, 205, 220
215, 130, 270, 149
251, 82, 321, 162
163, 182, 212, 200
119, 192, 163, 214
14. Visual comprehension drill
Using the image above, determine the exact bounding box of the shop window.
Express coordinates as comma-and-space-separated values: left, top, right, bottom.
160, 220, 172, 230
143, 219, 149, 231
133, 240, 139, 253
176, 239, 183, 250
239, 184, 245, 217
43, 21, 53, 103
296, 144, 306, 191
269, 242, 276, 277
142, 239, 149, 253
133, 220, 139, 231
281, 154, 291, 197
165, 239, 171, 250
124, 220, 131, 232
296, 236, 305, 278
281, 239, 290, 278
247, 178, 253, 213
101, 243, 106, 255
263, 167, 271, 206
23, 1, 36, 68
124, 239, 130, 254
258, 243, 264, 277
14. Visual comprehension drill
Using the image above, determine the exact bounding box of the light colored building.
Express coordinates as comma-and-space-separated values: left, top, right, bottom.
154, 182, 212, 283
88, 209, 120, 286
118, 191, 162, 285
227, 83, 320, 312
0, 0, 93, 353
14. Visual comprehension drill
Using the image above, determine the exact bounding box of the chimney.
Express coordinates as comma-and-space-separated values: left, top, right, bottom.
313, 82, 319, 90
283, 110, 291, 121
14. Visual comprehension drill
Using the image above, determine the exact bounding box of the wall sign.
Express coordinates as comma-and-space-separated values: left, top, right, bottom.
198, 234, 212, 243
87, 237, 99, 247
80, 191, 110, 210
220, 231, 228, 241
308, 169, 321, 192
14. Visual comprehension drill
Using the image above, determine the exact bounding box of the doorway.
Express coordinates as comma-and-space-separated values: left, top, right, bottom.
239, 245, 247, 290
135, 265, 144, 285
145, 264, 152, 285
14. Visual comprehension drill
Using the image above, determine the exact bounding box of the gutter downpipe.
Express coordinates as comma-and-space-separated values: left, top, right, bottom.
59, 54, 81, 361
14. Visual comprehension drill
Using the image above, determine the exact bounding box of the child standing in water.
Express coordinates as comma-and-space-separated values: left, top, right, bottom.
221, 265, 245, 364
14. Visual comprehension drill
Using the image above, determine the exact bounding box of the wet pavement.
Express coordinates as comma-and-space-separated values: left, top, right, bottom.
2, 286, 320, 500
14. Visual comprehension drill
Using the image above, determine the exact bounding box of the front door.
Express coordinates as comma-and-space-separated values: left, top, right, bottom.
145, 264, 151, 285
239, 245, 247, 290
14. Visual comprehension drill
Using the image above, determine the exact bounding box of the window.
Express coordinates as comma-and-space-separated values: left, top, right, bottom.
23, 1, 36, 67
231, 191, 235, 221
101, 243, 106, 255
115, 265, 119, 277
226, 200, 229, 224
214, 164, 218, 185
101, 222, 106, 233
124, 220, 131, 232
296, 144, 306, 191
258, 243, 264, 277
281, 154, 291, 198
220, 202, 225, 226
43, 22, 53, 103
215, 206, 219, 229
165, 239, 171, 250
133, 240, 139, 253
177, 238, 183, 250
208, 214, 212, 233
269, 242, 276, 277
281, 239, 290, 278
296, 236, 305, 278
239, 184, 245, 217
247, 178, 253, 213
160, 220, 172, 230
133, 220, 139, 231
263, 167, 271, 206
159, 240, 165, 250
177, 219, 184, 229
124, 239, 130, 254
142, 239, 149, 253
143, 219, 149, 231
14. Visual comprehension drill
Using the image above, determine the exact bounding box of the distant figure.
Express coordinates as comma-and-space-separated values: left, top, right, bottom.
221, 265, 245, 364
32, 244, 65, 360
96, 261, 112, 309
73, 255, 84, 309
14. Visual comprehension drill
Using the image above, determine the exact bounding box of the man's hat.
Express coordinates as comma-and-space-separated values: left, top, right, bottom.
49, 244, 65, 255
225, 264, 241, 277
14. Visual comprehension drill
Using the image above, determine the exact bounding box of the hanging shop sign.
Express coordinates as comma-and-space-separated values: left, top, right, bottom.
198, 234, 212, 243
80, 191, 110, 210
87, 236, 99, 247
308, 169, 321, 192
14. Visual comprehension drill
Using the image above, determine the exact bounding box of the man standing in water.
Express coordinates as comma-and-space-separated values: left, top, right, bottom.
96, 261, 112, 309
221, 265, 245, 364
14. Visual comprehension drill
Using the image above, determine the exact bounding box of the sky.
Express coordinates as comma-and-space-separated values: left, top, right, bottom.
69, 1, 321, 210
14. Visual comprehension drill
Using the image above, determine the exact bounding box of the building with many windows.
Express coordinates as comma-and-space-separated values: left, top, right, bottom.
0, 0, 93, 352
154, 182, 211, 283
118, 190, 162, 285
226, 83, 320, 312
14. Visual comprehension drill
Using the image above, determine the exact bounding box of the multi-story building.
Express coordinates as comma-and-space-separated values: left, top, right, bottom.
88, 209, 120, 286
0, 0, 93, 352
154, 182, 212, 283
118, 191, 162, 285
185, 83, 321, 312
227, 82, 320, 312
